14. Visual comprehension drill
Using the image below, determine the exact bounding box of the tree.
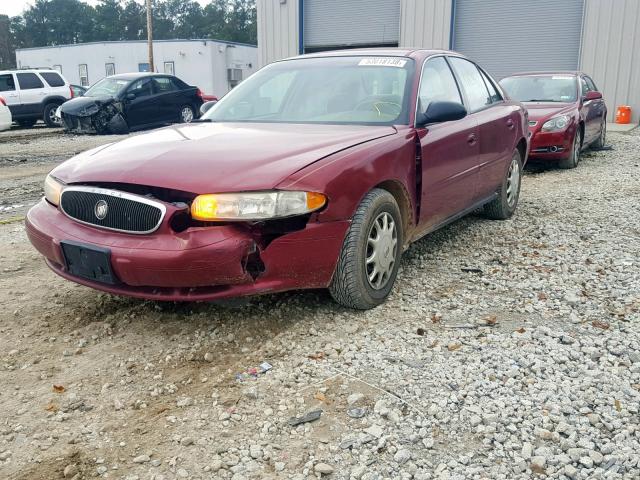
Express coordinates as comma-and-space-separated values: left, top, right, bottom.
0, 15, 15, 69
94, 0, 124, 41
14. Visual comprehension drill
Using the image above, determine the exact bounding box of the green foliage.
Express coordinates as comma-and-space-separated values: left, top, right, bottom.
1, 0, 256, 67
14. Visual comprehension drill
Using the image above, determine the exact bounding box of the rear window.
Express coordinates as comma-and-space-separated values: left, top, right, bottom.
0, 74, 16, 92
40, 72, 65, 87
17, 72, 45, 90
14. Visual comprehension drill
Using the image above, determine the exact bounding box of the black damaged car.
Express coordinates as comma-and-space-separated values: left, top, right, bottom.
59, 73, 204, 134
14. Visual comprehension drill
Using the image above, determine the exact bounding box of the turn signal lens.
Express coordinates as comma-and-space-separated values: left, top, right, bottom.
44, 174, 64, 206
191, 191, 326, 221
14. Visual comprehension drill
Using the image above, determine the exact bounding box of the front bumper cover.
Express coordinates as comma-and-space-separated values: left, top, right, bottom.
26, 199, 349, 301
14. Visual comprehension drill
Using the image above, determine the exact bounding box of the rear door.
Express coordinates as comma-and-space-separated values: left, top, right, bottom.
417, 56, 480, 230
0, 73, 20, 114
152, 77, 182, 122
448, 57, 518, 201
39, 71, 70, 99
16, 72, 47, 116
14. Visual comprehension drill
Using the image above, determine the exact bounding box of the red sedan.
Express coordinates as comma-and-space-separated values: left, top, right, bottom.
499, 72, 607, 169
26, 49, 528, 309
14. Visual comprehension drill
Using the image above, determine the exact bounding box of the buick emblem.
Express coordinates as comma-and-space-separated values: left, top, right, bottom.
94, 200, 108, 220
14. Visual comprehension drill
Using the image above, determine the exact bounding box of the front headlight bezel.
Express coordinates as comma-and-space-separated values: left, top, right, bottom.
541, 114, 571, 132
44, 174, 65, 206
190, 190, 327, 222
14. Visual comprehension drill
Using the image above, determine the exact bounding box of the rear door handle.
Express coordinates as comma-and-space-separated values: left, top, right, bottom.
506, 119, 515, 129
467, 133, 477, 146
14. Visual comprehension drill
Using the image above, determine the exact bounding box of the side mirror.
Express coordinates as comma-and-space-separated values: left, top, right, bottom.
126, 92, 136, 101
416, 101, 467, 127
584, 91, 602, 101
200, 100, 217, 116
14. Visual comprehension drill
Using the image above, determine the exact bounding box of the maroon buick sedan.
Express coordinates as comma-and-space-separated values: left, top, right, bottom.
26, 49, 528, 309
500, 72, 607, 169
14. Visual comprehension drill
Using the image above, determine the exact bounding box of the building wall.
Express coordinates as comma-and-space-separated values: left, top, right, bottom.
399, 0, 452, 50
580, 0, 640, 123
257, 0, 299, 67
16, 40, 257, 96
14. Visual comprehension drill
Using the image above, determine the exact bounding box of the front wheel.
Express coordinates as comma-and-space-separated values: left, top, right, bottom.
592, 120, 606, 150
559, 130, 582, 169
484, 149, 522, 220
179, 105, 195, 123
330, 188, 403, 310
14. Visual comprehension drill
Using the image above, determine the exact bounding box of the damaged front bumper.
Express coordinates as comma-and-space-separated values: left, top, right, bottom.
25, 199, 349, 301
61, 100, 128, 135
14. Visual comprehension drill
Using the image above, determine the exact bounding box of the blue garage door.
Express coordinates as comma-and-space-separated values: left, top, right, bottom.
453, 0, 585, 79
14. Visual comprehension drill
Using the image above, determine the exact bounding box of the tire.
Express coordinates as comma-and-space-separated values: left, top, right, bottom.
558, 129, 582, 169
43, 103, 61, 127
591, 120, 606, 150
179, 105, 195, 123
330, 188, 403, 310
484, 149, 523, 220
17, 119, 36, 128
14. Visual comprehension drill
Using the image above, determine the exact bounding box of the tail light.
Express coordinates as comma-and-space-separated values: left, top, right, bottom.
196, 88, 203, 99
69, 85, 74, 98
0, 97, 5, 106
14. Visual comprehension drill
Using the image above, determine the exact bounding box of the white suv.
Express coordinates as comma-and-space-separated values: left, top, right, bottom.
0, 69, 73, 128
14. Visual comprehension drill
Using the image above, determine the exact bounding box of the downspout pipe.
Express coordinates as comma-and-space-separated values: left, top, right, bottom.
298, 0, 304, 54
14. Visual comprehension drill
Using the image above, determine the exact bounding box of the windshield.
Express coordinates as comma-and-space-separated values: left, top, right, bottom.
499, 75, 578, 103
203, 56, 414, 125
85, 77, 130, 97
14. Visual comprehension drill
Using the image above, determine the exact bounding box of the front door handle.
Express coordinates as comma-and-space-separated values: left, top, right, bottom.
467, 133, 477, 146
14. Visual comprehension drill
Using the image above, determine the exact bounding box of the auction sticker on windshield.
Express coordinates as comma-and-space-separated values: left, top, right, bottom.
358, 58, 408, 68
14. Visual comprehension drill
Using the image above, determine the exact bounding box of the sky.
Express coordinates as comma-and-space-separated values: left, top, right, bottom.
0, 0, 210, 18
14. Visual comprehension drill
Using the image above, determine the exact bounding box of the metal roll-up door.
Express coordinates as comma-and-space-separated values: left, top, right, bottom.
453, 0, 585, 79
304, 0, 400, 50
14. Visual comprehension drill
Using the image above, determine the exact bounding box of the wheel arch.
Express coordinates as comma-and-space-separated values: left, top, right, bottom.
373, 180, 414, 245
42, 95, 67, 107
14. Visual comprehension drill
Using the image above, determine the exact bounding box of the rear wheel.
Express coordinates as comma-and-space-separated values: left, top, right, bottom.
559, 129, 582, 169
179, 105, 195, 123
484, 149, 522, 220
330, 188, 403, 310
43, 103, 61, 127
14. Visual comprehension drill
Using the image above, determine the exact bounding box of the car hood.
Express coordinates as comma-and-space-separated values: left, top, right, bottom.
524, 102, 575, 123
60, 95, 117, 116
52, 122, 397, 193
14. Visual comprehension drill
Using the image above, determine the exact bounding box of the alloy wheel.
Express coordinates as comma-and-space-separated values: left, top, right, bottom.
49, 108, 60, 126
365, 212, 398, 290
573, 133, 581, 164
506, 155, 520, 208
181, 107, 194, 123
600, 122, 606, 147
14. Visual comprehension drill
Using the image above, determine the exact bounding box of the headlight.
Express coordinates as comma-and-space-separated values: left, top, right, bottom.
44, 175, 65, 206
541, 115, 570, 131
190, 191, 326, 221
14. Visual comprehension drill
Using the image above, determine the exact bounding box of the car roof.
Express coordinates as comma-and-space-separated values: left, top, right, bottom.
504, 71, 582, 77
282, 47, 467, 62
0, 69, 62, 74
106, 72, 174, 81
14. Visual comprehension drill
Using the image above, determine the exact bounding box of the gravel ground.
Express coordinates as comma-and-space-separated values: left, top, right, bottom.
0, 128, 638, 480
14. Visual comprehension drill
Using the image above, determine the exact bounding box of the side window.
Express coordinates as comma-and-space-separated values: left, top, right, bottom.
128, 78, 154, 98
153, 77, 177, 93
585, 76, 598, 92
448, 57, 492, 112
0, 74, 16, 92
478, 68, 502, 103
580, 77, 591, 96
40, 72, 65, 87
17, 72, 45, 90
418, 56, 462, 112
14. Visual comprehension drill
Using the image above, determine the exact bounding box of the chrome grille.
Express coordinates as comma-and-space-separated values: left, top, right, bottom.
60, 186, 166, 234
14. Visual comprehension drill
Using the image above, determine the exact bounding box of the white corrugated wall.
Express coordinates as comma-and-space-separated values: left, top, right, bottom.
257, 0, 299, 67
399, 0, 452, 50
580, 0, 640, 123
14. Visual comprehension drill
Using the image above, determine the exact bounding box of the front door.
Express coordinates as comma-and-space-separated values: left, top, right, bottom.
0, 73, 20, 114
417, 56, 480, 230
123, 77, 156, 128
581, 76, 606, 143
